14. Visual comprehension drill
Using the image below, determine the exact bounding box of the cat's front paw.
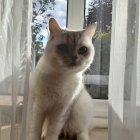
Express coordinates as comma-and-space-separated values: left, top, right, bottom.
77, 132, 90, 140
42, 136, 58, 140
41, 130, 47, 140
41, 136, 45, 140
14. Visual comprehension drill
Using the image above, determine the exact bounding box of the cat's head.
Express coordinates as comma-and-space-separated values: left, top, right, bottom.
44, 18, 96, 73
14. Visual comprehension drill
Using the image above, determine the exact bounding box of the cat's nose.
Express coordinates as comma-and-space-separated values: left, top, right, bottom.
71, 56, 77, 61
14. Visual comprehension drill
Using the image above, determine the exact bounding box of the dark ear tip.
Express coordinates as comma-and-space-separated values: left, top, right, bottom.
49, 18, 56, 25
49, 18, 55, 21
49, 18, 61, 35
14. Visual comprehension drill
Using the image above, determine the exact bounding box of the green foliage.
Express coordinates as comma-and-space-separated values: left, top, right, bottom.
85, 0, 112, 32
96, 31, 111, 41
85, 0, 112, 99
85, 30, 111, 76
34, 41, 44, 63
32, 0, 56, 63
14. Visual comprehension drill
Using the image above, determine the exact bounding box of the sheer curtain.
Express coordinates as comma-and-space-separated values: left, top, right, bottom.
109, 0, 140, 140
0, 0, 32, 140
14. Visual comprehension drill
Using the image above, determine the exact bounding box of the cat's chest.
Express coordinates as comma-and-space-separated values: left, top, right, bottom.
43, 75, 82, 104
47, 79, 82, 112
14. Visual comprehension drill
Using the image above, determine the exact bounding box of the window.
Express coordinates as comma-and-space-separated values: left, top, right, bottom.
84, 0, 112, 99
0, 0, 109, 140
32, 0, 112, 100
32, 0, 68, 62
67, 0, 109, 128
1, 1, 139, 140
67, 0, 112, 99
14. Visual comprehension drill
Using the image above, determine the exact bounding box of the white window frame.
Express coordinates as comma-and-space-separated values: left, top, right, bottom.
67, 0, 108, 128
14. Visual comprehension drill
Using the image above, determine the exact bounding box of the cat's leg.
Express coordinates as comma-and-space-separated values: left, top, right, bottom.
77, 131, 90, 140
64, 88, 93, 140
44, 116, 64, 140
29, 103, 45, 140
41, 117, 48, 140
44, 110, 67, 140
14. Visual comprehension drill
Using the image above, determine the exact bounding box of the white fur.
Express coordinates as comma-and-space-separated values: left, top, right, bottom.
28, 20, 96, 140
29, 58, 90, 140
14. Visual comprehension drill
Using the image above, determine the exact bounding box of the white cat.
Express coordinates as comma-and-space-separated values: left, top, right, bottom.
28, 18, 96, 140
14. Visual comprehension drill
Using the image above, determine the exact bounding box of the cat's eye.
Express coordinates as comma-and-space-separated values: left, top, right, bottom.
78, 46, 88, 55
57, 44, 68, 53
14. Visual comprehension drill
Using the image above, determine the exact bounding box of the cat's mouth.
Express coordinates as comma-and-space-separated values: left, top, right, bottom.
67, 60, 83, 68
63, 59, 79, 67
68, 62, 77, 67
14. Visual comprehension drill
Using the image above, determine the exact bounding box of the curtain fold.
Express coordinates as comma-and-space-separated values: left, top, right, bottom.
0, 0, 32, 140
109, 0, 140, 140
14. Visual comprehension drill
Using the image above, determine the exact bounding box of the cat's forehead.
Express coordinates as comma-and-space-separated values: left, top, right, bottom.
61, 30, 83, 45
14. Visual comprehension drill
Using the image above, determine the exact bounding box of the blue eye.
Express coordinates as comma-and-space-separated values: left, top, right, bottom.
78, 46, 88, 55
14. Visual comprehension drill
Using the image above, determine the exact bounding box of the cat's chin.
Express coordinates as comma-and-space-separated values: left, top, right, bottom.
56, 59, 93, 74
58, 64, 89, 74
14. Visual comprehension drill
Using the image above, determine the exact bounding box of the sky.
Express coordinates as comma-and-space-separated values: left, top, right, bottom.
53, 0, 67, 27
38, 0, 67, 46
35, 0, 92, 47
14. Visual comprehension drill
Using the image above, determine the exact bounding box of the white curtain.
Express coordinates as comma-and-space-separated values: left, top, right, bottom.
0, 0, 32, 140
109, 0, 140, 140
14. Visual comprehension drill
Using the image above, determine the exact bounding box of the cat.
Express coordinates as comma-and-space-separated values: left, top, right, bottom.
28, 18, 96, 140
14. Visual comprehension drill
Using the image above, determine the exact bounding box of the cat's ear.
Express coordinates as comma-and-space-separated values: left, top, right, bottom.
83, 23, 97, 39
49, 18, 62, 39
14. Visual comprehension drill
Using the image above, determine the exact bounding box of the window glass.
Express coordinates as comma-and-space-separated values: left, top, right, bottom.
84, 0, 112, 99
32, 0, 68, 62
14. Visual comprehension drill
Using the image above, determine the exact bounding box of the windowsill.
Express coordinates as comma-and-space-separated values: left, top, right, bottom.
0, 99, 108, 140
0, 96, 108, 117
59, 128, 108, 140
0, 95, 23, 106
0, 97, 108, 128
93, 99, 108, 128
0, 98, 108, 139
90, 128, 108, 140
0, 125, 108, 140
0, 124, 21, 140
